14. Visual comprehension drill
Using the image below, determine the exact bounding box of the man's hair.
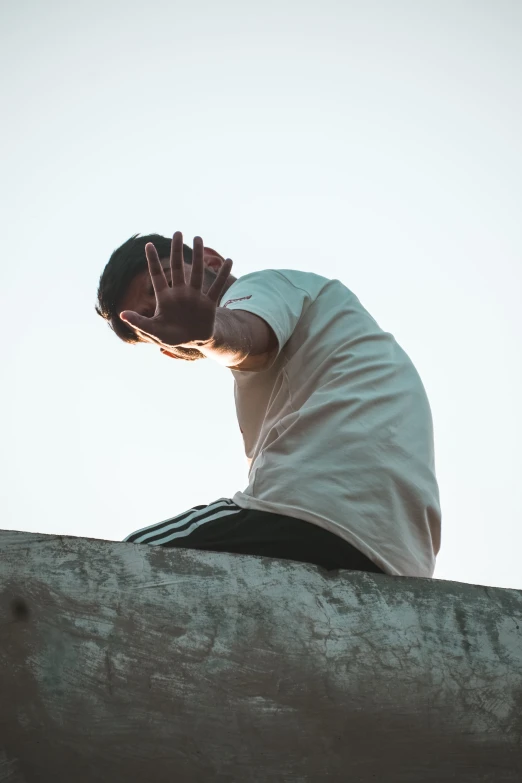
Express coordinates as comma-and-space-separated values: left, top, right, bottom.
95, 233, 193, 344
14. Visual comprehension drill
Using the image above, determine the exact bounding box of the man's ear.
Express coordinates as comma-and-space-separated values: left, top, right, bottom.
160, 349, 181, 360
204, 246, 224, 259
204, 247, 226, 274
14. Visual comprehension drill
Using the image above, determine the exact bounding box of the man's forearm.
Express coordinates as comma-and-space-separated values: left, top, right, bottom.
194, 309, 252, 367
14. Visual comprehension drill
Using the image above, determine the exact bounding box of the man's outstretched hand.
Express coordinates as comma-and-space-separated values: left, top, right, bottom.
120, 232, 233, 349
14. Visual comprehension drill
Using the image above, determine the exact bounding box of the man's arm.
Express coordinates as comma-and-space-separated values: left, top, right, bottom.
195, 308, 279, 371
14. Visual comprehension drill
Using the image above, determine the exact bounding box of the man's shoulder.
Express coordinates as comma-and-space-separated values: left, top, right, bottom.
233, 268, 333, 292
219, 269, 347, 312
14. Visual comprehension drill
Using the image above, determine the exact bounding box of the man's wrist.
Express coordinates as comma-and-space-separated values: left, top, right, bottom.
191, 310, 250, 366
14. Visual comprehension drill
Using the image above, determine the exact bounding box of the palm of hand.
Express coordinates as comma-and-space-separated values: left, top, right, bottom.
120, 232, 233, 349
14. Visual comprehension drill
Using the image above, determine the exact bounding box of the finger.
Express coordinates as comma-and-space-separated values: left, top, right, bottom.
207, 258, 234, 302
145, 243, 169, 298
170, 231, 186, 286
189, 236, 204, 290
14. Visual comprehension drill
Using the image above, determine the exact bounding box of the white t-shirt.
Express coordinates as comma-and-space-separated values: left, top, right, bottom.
219, 269, 441, 577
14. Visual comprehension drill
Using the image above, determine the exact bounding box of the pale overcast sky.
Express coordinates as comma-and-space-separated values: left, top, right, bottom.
1, 0, 520, 589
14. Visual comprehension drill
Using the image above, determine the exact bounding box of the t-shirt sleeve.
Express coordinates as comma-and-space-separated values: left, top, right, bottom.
219, 270, 310, 363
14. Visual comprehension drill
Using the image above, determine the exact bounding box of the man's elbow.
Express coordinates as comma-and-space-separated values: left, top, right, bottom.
229, 346, 278, 372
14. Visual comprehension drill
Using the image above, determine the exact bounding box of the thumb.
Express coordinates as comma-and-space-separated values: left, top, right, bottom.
120, 311, 148, 330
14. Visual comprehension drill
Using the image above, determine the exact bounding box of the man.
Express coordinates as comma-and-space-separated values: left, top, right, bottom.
96, 230, 441, 577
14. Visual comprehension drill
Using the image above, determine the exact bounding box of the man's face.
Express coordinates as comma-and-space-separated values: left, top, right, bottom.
117, 253, 232, 361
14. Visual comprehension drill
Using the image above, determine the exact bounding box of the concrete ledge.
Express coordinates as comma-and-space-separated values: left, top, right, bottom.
1, 529, 521, 782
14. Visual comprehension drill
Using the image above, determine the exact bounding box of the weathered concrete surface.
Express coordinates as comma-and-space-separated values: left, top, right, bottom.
0, 529, 521, 782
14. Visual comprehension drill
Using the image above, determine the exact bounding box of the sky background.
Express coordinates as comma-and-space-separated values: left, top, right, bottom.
1, 0, 520, 589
